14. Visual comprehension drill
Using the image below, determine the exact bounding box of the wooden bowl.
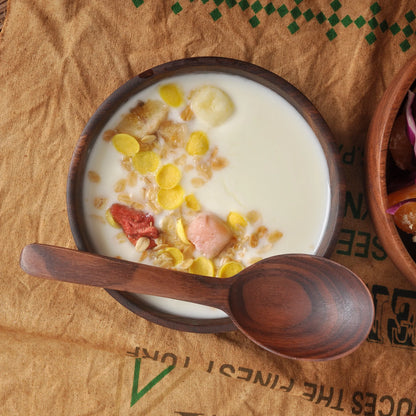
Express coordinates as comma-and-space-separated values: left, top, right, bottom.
366, 54, 416, 287
67, 57, 345, 333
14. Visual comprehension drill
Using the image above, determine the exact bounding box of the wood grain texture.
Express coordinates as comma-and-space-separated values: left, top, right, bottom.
365, 54, 416, 288
0, 0, 7, 31
20, 244, 374, 360
20, 244, 232, 310
67, 57, 345, 332
231, 255, 374, 360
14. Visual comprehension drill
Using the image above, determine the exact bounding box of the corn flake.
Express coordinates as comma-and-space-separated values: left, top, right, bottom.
132, 151, 160, 174
176, 218, 190, 244
105, 209, 121, 228
159, 83, 183, 107
227, 211, 248, 230
112, 133, 140, 156
185, 194, 201, 211
189, 257, 215, 277
159, 247, 184, 266
186, 131, 209, 156
157, 185, 185, 210
156, 163, 182, 189
218, 261, 244, 278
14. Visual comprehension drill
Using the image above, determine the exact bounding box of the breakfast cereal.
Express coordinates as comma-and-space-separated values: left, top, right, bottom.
83, 72, 330, 318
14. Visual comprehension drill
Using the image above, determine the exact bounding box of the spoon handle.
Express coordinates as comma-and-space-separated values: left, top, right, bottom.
20, 244, 232, 311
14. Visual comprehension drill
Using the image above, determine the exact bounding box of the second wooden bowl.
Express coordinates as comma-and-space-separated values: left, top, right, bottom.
366, 54, 416, 287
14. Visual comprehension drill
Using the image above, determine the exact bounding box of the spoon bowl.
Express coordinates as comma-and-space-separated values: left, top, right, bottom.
229, 256, 374, 360
20, 243, 374, 361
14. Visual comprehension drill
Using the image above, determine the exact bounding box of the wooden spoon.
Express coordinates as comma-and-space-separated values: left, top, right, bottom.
20, 243, 374, 361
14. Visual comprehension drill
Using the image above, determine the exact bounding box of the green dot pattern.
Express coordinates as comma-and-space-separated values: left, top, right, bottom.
249, 15, 260, 27
210, 8, 222, 20
132, 0, 416, 53
171, 2, 183, 14
303, 9, 314, 22
239, 0, 249, 11
341, 15, 353, 27
264, 3, 275, 15
316, 12, 326, 24
277, 4, 289, 17
251, 0, 262, 13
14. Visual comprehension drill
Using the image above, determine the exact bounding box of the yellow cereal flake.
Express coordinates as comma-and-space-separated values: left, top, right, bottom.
159, 247, 184, 266
176, 218, 190, 244
105, 209, 121, 228
111, 133, 140, 156
227, 211, 248, 230
185, 194, 201, 211
157, 185, 185, 210
132, 151, 160, 174
218, 261, 244, 278
186, 131, 210, 156
189, 257, 215, 277
156, 163, 182, 189
159, 83, 183, 107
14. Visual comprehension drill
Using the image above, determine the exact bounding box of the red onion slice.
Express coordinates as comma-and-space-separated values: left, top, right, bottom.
405, 90, 416, 146
387, 198, 416, 215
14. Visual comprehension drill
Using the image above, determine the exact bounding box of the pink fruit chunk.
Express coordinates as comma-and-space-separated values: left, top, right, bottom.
187, 213, 233, 258
109, 203, 158, 248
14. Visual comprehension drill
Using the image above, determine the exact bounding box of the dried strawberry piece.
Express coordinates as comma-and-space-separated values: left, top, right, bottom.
109, 203, 158, 248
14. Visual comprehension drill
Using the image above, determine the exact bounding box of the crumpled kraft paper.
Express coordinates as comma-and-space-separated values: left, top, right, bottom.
1, 0, 416, 414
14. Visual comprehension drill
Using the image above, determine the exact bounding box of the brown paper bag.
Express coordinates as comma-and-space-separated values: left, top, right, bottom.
2, 0, 416, 414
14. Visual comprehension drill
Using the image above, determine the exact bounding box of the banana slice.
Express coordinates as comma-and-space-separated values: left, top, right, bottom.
116, 99, 168, 138
190, 86, 234, 126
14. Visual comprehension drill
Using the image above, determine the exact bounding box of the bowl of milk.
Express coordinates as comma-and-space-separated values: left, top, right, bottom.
67, 57, 344, 333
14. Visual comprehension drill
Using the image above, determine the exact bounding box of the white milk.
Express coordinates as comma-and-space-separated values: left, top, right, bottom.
83, 73, 330, 319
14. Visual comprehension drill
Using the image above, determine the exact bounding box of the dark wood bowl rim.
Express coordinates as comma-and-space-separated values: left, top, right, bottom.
67, 56, 344, 333
365, 54, 416, 288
